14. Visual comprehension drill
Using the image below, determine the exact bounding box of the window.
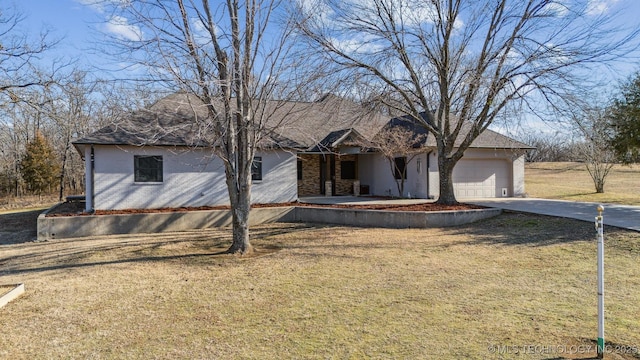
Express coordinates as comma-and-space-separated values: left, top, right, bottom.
252, 156, 262, 181
394, 157, 407, 180
134, 155, 163, 182
340, 160, 356, 180
297, 160, 303, 180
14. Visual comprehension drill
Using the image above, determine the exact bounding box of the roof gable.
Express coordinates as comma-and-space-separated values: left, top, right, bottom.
307, 128, 370, 152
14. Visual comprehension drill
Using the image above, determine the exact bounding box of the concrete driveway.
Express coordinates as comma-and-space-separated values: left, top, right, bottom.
468, 198, 640, 232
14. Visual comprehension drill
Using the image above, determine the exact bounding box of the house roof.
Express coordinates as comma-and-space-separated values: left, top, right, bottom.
307, 128, 371, 153
380, 113, 535, 150
73, 92, 532, 152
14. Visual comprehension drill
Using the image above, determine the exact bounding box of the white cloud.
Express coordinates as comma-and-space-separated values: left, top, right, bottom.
543, 0, 618, 17
330, 34, 385, 55
74, 0, 131, 13
104, 16, 143, 41
191, 17, 219, 45
347, 0, 437, 28
544, 0, 570, 16
586, 0, 619, 16
73, 0, 103, 12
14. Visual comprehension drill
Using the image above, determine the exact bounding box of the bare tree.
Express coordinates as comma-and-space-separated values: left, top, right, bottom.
573, 106, 616, 193
101, 0, 307, 254
518, 132, 578, 162
0, 3, 58, 97
293, 0, 639, 204
41, 71, 99, 201
369, 125, 427, 197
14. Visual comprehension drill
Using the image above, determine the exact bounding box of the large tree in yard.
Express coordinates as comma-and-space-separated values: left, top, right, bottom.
609, 72, 640, 163
104, 0, 306, 254
294, 0, 639, 204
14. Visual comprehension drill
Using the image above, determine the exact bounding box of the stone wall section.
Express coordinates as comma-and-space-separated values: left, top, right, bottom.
298, 154, 320, 196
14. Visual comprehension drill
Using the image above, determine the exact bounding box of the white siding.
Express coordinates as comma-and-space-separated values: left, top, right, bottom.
512, 154, 526, 197
360, 148, 523, 200
358, 153, 428, 198
92, 145, 297, 210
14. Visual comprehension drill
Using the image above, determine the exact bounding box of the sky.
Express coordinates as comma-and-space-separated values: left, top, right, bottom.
17, 0, 640, 72
17, 0, 133, 74
12, 0, 640, 136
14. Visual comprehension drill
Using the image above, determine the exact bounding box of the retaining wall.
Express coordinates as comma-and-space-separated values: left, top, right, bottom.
37, 205, 501, 240
290, 206, 502, 228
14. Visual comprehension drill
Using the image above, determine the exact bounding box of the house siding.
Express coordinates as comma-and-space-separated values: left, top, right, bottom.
359, 148, 525, 200
359, 153, 425, 198
512, 154, 526, 197
91, 145, 297, 210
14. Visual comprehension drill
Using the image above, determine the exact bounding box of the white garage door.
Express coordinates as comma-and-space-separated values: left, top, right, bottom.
453, 159, 511, 198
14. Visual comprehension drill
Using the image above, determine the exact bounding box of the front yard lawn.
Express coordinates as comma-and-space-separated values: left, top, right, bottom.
1, 212, 639, 359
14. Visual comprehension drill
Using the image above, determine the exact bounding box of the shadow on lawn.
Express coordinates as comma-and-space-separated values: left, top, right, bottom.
0, 209, 42, 245
449, 212, 597, 247
0, 223, 327, 277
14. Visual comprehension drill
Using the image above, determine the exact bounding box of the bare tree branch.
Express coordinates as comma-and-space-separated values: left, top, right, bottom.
293, 0, 640, 204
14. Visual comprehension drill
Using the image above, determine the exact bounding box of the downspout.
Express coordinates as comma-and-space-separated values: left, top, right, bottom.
426, 150, 433, 199
90, 145, 95, 213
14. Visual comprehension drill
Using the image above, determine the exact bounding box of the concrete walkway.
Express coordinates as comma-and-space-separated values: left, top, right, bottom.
468, 198, 640, 232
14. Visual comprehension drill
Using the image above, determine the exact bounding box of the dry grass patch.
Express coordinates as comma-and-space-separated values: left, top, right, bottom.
526, 162, 640, 205
0, 284, 15, 296
0, 195, 57, 213
1, 215, 639, 359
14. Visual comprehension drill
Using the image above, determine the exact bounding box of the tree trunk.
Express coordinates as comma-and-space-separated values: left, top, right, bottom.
228, 190, 252, 254
226, 173, 253, 254
436, 153, 459, 205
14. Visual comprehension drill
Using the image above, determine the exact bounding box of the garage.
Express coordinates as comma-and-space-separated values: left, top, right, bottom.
452, 159, 511, 198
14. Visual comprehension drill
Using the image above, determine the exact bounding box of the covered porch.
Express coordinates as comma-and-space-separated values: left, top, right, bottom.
297, 153, 367, 197
296, 128, 374, 197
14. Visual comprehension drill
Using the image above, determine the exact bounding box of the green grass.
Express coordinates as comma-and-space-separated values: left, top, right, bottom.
526, 162, 640, 205
1, 216, 639, 359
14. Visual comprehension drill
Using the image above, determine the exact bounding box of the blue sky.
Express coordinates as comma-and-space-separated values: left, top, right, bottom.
20, 1, 103, 68
18, 0, 640, 78
14, 0, 640, 137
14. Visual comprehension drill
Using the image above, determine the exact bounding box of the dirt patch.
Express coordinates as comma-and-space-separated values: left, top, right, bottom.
46, 200, 484, 217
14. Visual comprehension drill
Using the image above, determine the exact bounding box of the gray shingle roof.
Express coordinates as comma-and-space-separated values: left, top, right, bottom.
379, 113, 534, 150
73, 93, 532, 151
